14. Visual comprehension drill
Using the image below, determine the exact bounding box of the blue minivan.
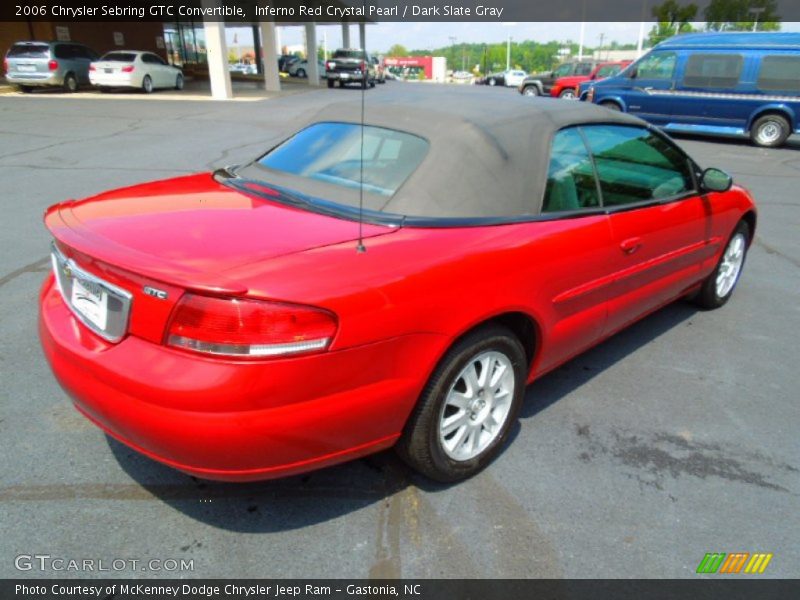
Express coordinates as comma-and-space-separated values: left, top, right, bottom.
584, 32, 800, 147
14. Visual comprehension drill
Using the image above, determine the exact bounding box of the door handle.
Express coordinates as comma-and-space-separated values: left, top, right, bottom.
620, 237, 642, 254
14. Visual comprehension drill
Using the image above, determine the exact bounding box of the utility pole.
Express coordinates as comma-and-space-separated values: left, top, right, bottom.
598, 33, 605, 61
506, 34, 511, 71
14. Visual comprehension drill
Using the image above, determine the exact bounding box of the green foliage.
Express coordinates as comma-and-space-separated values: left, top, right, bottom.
387, 44, 409, 57
649, 0, 698, 46
704, 0, 781, 31
396, 40, 597, 76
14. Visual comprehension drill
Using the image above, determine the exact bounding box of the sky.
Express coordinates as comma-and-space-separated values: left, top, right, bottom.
226, 21, 800, 54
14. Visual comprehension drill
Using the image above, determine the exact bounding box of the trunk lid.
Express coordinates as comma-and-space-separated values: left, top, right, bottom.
45, 172, 395, 296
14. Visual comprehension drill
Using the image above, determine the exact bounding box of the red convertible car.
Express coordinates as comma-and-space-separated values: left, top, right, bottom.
40, 97, 756, 482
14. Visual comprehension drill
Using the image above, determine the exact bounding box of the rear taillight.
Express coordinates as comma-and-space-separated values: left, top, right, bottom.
360, 61, 366, 72
166, 294, 337, 358
89, 64, 96, 71
326, 61, 335, 70
2, 58, 7, 72
121, 65, 134, 73
48, 60, 58, 71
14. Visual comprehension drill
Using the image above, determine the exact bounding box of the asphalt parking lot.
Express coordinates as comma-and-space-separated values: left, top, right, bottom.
0, 83, 798, 579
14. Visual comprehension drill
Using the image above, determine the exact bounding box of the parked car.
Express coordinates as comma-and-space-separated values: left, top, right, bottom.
585, 32, 800, 147
550, 60, 632, 99
4, 40, 98, 92
519, 59, 597, 97
229, 62, 257, 75
483, 69, 527, 87
89, 51, 182, 93
288, 59, 326, 78
371, 55, 387, 83
278, 54, 300, 72
325, 48, 376, 88
40, 96, 756, 483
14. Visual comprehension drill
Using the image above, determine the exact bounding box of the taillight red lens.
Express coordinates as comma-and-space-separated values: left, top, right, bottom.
3, 59, 7, 72
121, 65, 134, 73
48, 60, 58, 71
89, 64, 96, 71
167, 294, 337, 358
326, 61, 335, 70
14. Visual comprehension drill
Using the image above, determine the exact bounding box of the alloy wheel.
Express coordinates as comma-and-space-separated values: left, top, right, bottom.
438, 350, 515, 461
716, 232, 746, 298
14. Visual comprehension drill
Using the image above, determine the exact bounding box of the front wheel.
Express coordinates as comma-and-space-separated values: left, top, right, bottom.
488, 78, 497, 86
296, 68, 306, 78
396, 325, 526, 482
750, 114, 790, 148
559, 88, 577, 99
174, 74, 184, 90
327, 78, 334, 88
693, 221, 750, 310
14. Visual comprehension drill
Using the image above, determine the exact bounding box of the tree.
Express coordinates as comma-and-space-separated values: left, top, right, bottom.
648, 0, 698, 46
705, 0, 781, 31
386, 44, 408, 57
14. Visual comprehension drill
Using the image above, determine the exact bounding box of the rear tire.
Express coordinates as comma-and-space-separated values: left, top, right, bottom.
693, 221, 750, 310
488, 78, 497, 86
396, 325, 526, 482
559, 88, 577, 99
18, 85, 33, 93
327, 78, 334, 88
296, 68, 306, 78
142, 75, 153, 94
750, 114, 790, 148
522, 86, 539, 97
63, 73, 78, 93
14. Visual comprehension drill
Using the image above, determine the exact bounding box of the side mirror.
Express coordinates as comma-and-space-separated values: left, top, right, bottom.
629, 67, 638, 79
700, 168, 733, 193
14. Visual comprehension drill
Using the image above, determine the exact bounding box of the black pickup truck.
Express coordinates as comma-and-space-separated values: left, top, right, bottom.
325, 49, 377, 89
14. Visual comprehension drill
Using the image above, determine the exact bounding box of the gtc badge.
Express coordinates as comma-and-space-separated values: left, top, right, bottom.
143, 286, 168, 300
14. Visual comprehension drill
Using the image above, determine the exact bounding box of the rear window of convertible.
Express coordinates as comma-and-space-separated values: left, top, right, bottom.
257, 122, 428, 197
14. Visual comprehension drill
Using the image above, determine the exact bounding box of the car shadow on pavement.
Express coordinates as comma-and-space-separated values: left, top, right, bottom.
107, 299, 699, 530
518, 299, 699, 422
107, 434, 415, 533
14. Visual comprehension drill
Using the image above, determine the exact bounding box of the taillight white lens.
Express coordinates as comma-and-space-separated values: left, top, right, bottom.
166, 294, 337, 358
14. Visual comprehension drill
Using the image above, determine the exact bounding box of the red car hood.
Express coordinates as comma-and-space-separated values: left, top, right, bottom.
45, 173, 394, 295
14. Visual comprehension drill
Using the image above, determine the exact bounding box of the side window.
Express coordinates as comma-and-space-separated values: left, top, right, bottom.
582, 125, 693, 207
54, 44, 71, 60
683, 53, 743, 89
542, 128, 600, 213
553, 63, 573, 77
575, 62, 594, 76
152, 54, 167, 65
635, 51, 677, 80
141, 54, 154, 64
757, 55, 800, 92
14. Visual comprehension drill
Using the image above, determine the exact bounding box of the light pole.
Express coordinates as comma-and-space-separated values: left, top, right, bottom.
750, 7, 766, 32
506, 34, 511, 71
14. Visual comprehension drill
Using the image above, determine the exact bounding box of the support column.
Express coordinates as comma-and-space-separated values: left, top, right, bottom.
260, 20, 281, 92
305, 22, 320, 86
202, 14, 232, 100
341, 22, 350, 48
358, 22, 366, 50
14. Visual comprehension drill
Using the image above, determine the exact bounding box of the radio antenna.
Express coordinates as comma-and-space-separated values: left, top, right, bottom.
356, 15, 367, 253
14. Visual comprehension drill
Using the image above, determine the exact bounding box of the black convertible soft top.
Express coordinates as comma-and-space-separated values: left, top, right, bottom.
237, 91, 645, 223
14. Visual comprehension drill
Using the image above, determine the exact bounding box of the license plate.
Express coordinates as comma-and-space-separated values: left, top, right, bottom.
17, 65, 36, 72
340, 73, 349, 79
71, 277, 108, 330
104, 68, 113, 74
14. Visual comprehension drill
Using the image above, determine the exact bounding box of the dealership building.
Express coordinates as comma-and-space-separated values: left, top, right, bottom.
384, 56, 447, 82
1, 3, 372, 99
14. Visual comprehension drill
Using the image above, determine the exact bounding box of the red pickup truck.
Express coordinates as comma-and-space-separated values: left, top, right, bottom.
550, 60, 632, 99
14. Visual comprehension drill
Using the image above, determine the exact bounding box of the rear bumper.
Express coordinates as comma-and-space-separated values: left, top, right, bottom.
89, 73, 136, 88
6, 72, 61, 86
39, 275, 444, 481
326, 71, 365, 81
